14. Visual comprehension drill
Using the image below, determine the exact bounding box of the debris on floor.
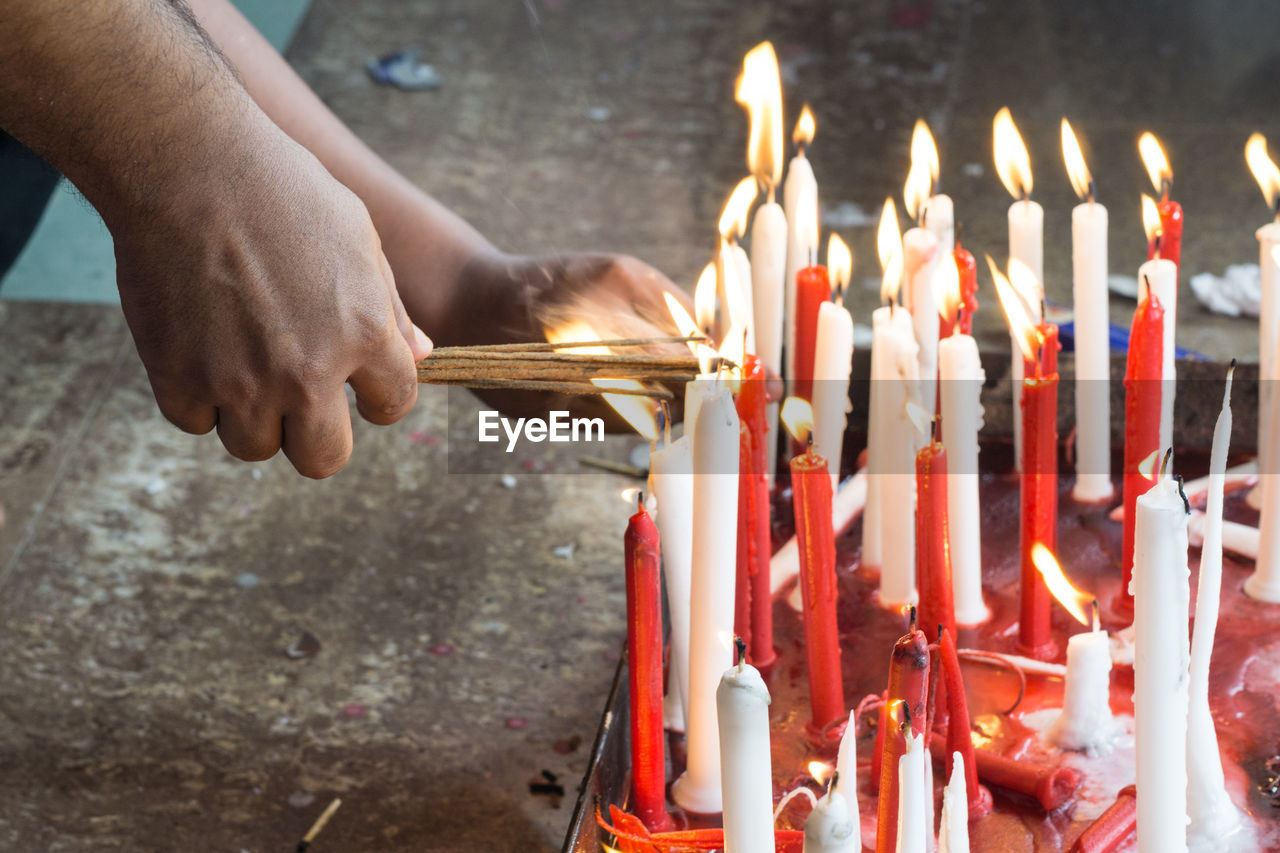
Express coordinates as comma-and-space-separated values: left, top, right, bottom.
366, 47, 441, 90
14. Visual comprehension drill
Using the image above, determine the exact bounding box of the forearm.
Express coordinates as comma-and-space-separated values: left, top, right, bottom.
0, 0, 265, 232
184, 0, 499, 331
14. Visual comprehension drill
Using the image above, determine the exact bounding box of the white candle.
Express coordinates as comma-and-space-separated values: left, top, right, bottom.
1187, 368, 1240, 840
1008, 199, 1044, 473
1255, 229, 1280, 509
867, 305, 920, 605
1071, 199, 1114, 503
1249, 358, 1280, 601
733, 242, 756, 354
1131, 477, 1191, 853
683, 374, 719, 447
924, 193, 954, 256
718, 654, 774, 852
813, 299, 854, 494
938, 331, 988, 625
834, 710, 859, 824
650, 436, 694, 733
1047, 625, 1114, 751
894, 727, 927, 853
751, 199, 788, 480
903, 227, 940, 415
1137, 258, 1178, 455
804, 786, 858, 853
936, 753, 969, 853
785, 153, 819, 387
672, 386, 740, 815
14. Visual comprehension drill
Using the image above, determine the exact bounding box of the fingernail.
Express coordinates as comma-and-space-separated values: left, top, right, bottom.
412, 325, 434, 360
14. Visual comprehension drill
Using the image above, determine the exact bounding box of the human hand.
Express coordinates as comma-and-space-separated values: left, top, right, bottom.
112, 127, 433, 477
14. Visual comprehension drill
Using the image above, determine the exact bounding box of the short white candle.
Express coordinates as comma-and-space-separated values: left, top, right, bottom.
1187, 368, 1240, 840
834, 710, 859, 823
938, 330, 988, 624
751, 199, 788, 479
718, 652, 774, 852
1131, 477, 1191, 853
672, 386, 740, 815
894, 727, 927, 853
1048, 623, 1114, 752
784, 152, 819, 387
1071, 198, 1114, 502
867, 304, 920, 606
1138, 255, 1178, 455
804, 785, 858, 853
937, 752, 970, 853
650, 436, 694, 732
813, 298, 854, 494
903, 227, 940, 415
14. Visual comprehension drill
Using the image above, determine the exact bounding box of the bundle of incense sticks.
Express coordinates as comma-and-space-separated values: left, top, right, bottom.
415, 336, 704, 400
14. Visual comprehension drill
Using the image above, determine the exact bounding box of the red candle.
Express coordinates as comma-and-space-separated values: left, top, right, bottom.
955, 242, 979, 336
915, 433, 955, 644
1146, 198, 1183, 269
873, 625, 930, 853
926, 736, 1082, 811
1070, 784, 1137, 853
623, 500, 672, 831
937, 627, 993, 819
791, 437, 844, 731
793, 265, 830, 401
1019, 325, 1060, 659
734, 355, 774, 667
1119, 294, 1165, 614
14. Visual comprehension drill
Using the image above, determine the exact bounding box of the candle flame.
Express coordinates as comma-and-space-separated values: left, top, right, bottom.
987, 255, 1039, 363
878, 197, 904, 303
1008, 256, 1042, 311
828, 233, 852, 294
1141, 193, 1163, 246
694, 263, 717, 338
904, 119, 939, 221
808, 760, 833, 785
936, 253, 962, 323
780, 396, 814, 444
1138, 132, 1172, 193
1061, 118, 1093, 201
794, 105, 816, 148
546, 321, 658, 440
993, 107, 1033, 200
905, 400, 932, 436
717, 243, 751, 370
620, 486, 644, 505
1031, 543, 1095, 629
1137, 447, 1161, 482
1245, 133, 1280, 210
718, 176, 758, 241
736, 42, 784, 190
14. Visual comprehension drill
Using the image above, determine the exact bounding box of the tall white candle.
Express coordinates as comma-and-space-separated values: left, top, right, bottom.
833, 712, 859, 824
650, 436, 694, 732
1250, 326, 1280, 601
925, 193, 955, 256
718, 654, 774, 852
1132, 477, 1191, 853
938, 331, 988, 625
936, 753, 969, 853
903, 227, 940, 415
732, 242, 756, 353
1187, 367, 1240, 840
804, 785, 858, 853
1048, 625, 1114, 751
869, 305, 920, 606
683, 374, 719, 447
894, 727, 927, 853
1071, 198, 1113, 502
1008, 199, 1044, 473
751, 200, 788, 479
672, 387, 740, 815
1137, 258, 1178, 455
813, 299, 854, 494
1254, 231, 1280, 509
785, 153, 819, 387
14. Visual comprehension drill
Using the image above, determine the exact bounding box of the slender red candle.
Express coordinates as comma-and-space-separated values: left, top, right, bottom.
926, 736, 1082, 811
793, 265, 830, 401
1146, 198, 1183, 269
955, 242, 979, 336
734, 355, 774, 667
915, 431, 956, 644
791, 436, 844, 731
1070, 784, 1137, 853
1119, 294, 1165, 614
1019, 324, 1060, 659
623, 500, 672, 832
873, 625, 930, 853
938, 627, 993, 819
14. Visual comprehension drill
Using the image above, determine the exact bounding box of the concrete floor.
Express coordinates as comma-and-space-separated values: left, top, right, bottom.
2, 0, 1279, 850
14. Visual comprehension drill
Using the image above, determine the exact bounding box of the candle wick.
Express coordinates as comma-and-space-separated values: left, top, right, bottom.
660, 400, 672, 445
1087, 179, 1097, 205
900, 701, 913, 734
1091, 599, 1101, 633
1224, 358, 1237, 408
1160, 447, 1173, 480
1272, 193, 1280, 222
931, 415, 940, 444
636, 490, 645, 511
907, 604, 918, 633
734, 635, 747, 670
920, 205, 928, 229
1160, 177, 1171, 203
767, 182, 777, 205
826, 770, 839, 797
